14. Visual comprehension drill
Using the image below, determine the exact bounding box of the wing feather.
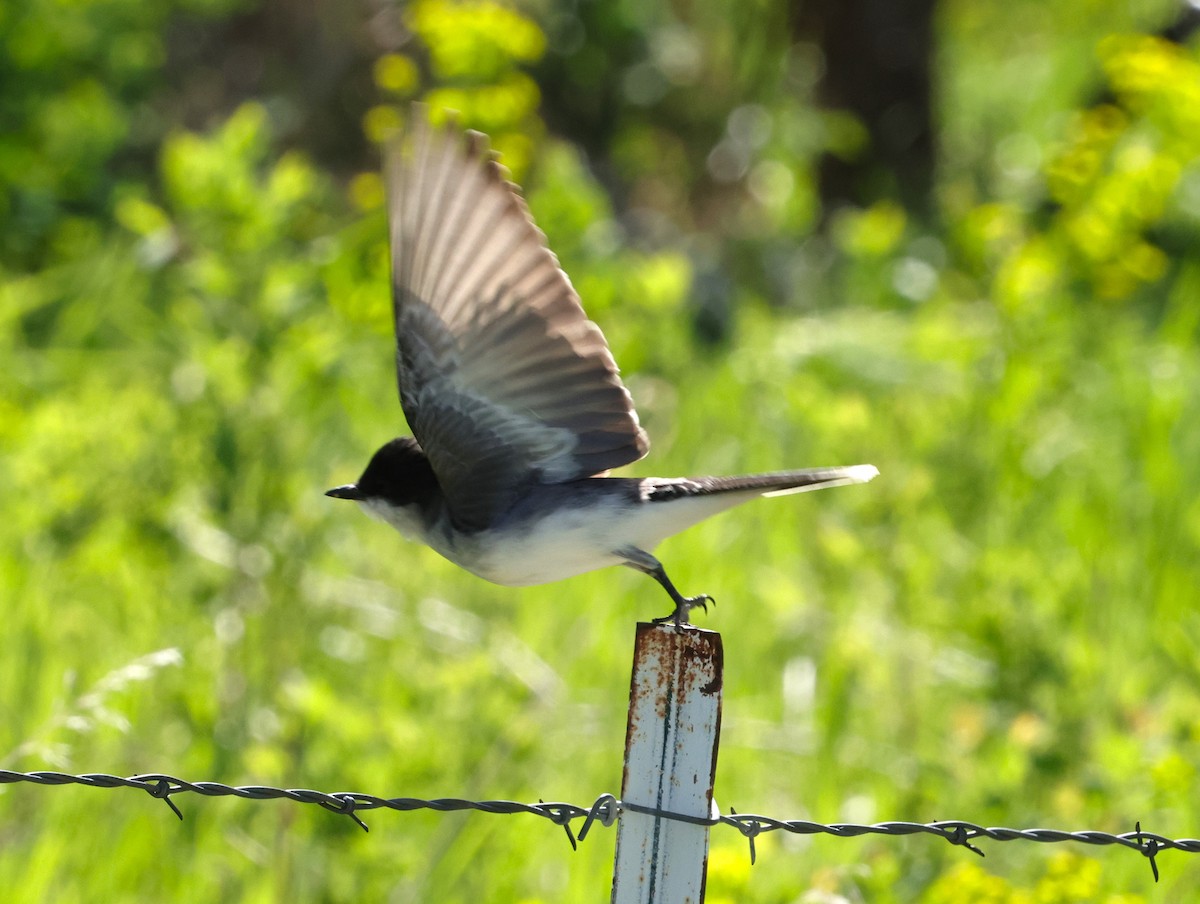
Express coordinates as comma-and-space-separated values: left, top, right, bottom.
387, 107, 649, 530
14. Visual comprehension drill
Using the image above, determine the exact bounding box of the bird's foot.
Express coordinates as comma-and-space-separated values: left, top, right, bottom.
651, 593, 715, 628
615, 547, 716, 628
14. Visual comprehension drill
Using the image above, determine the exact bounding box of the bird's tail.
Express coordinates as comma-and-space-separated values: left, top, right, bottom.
630, 465, 877, 550
629, 464, 876, 550
639, 465, 878, 507
687, 464, 879, 498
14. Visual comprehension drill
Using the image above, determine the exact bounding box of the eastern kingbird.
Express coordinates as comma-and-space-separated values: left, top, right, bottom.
328, 109, 878, 624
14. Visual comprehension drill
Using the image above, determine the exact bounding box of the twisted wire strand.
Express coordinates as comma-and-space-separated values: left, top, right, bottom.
2, 769, 1194, 879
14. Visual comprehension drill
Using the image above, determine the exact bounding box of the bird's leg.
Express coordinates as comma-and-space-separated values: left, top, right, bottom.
616, 547, 715, 626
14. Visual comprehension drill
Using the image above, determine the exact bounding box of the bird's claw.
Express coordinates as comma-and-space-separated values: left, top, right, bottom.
652, 593, 716, 628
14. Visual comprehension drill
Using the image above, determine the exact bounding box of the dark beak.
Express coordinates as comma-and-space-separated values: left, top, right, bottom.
326, 484, 365, 501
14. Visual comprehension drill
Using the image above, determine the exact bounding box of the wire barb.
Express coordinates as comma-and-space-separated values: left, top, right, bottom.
1136, 821, 1160, 882
539, 800, 578, 851
143, 777, 183, 821
577, 793, 618, 843
319, 795, 369, 832
942, 823, 985, 857
730, 807, 759, 865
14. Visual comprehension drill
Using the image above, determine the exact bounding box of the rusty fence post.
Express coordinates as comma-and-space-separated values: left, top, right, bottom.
611, 623, 724, 904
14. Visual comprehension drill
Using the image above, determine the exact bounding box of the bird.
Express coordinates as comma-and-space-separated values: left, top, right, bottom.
327, 107, 878, 625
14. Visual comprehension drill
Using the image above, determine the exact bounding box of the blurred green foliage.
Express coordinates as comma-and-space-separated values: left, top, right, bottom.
3, 0, 1200, 900
0, 0, 246, 268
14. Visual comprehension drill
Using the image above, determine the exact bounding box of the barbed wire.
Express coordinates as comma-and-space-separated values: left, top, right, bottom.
3, 769, 1196, 882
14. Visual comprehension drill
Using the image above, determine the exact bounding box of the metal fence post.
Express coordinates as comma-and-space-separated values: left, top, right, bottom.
611, 622, 724, 904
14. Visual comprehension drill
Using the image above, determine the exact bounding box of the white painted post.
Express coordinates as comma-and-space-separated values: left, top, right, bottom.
611, 622, 723, 904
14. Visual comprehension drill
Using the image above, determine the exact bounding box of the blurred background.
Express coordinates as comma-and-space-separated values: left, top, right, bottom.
3, 0, 1200, 900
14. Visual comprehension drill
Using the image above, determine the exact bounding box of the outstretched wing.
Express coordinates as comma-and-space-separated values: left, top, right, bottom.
387, 108, 649, 530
